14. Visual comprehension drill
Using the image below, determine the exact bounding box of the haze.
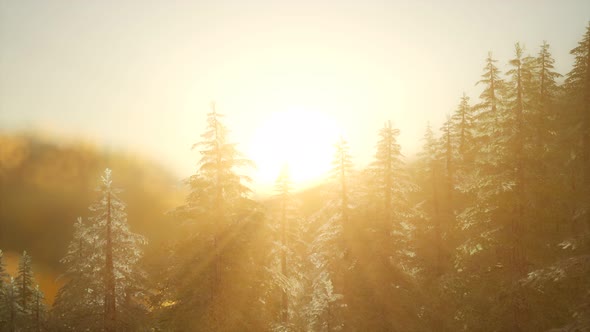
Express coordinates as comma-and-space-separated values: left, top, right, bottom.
2, 0, 589, 191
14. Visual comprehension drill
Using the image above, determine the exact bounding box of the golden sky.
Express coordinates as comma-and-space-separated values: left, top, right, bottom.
1, 0, 589, 192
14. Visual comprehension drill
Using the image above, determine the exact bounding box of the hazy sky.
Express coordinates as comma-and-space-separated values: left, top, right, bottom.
1, 0, 589, 191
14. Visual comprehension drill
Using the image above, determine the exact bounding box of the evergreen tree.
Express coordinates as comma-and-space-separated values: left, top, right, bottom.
503, 42, 534, 331
450, 93, 476, 163
415, 124, 458, 332
359, 121, 422, 331
475, 52, 505, 134
51, 217, 100, 331
370, 121, 418, 263
439, 116, 456, 205
528, 41, 564, 239
15, 250, 36, 329
534, 41, 561, 155
88, 168, 147, 332
521, 22, 590, 332
417, 124, 444, 276
302, 203, 343, 332
3, 278, 19, 332
52, 170, 147, 331
564, 22, 590, 231
31, 285, 46, 332
165, 102, 264, 331
265, 166, 346, 332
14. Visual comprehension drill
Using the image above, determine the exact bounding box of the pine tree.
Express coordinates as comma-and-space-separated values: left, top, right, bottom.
87, 168, 147, 331
166, 102, 262, 331
526, 41, 564, 240
475, 52, 505, 134
534, 41, 561, 155
505, 42, 529, 267
418, 124, 444, 276
415, 124, 458, 332
303, 204, 343, 332
370, 121, 418, 258
15, 250, 36, 330
265, 165, 345, 332
503, 42, 534, 331
31, 285, 46, 332
524, 22, 590, 332
51, 217, 100, 331
439, 116, 455, 204
4, 278, 19, 332
372, 121, 401, 225
564, 22, 590, 231
452, 50, 514, 331
450, 93, 475, 163
52, 170, 147, 331
362, 121, 422, 331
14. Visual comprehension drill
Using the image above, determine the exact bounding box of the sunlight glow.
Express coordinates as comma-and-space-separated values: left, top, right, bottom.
249, 107, 342, 193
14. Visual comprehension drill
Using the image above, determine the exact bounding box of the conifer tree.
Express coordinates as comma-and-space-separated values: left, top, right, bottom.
87, 168, 147, 332
450, 93, 475, 163
362, 121, 422, 330
564, 23, 590, 230
505, 42, 529, 266
303, 204, 343, 332
15, 250, 35, 328
418, 124, 444, 276
534, 41, 561, 155
415, 124, 458, 332
522, 22, 590, 331
31, 285, 46, 332
475, 52, 505, 133
4, 278, 19, 332
370, 121, 418, 257
372, 121, 401, 225
439, 116, 455, 205
266, 165, 346, 332
52, 170, 147, 331
166, 102, 261, 331
503, 42, 534, 331
51, 217, 99, 331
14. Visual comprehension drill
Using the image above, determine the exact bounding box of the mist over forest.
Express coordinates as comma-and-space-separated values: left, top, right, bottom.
1, 2, 590, 332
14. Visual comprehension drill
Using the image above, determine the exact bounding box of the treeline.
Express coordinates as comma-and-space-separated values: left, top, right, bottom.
1, 23, 589, 332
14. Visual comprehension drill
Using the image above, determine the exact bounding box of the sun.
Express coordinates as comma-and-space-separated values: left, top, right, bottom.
248, 107, 342, 193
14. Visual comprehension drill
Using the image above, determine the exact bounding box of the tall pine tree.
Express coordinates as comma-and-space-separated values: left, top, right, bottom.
165, 102, 264, 331
15, 251, 36, 330
52, 170, 147, 331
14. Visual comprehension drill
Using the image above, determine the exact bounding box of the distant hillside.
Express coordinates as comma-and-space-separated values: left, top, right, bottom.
0, 133, 184, 302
